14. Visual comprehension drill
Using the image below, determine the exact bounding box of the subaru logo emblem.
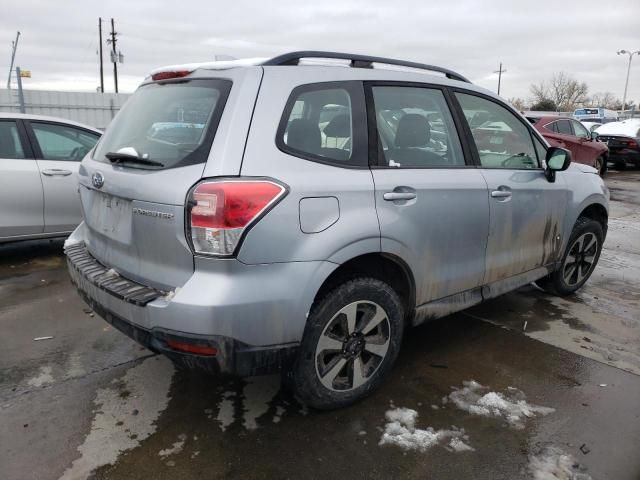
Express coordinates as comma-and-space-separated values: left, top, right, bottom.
92, 172, 104, 189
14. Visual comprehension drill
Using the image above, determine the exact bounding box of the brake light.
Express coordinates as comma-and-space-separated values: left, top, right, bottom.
151, 70, 192, 81
626, 140, 637, 148
188, 180, 286, 256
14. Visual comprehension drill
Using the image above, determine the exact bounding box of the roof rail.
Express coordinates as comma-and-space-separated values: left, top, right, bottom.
262, 51, 470, 83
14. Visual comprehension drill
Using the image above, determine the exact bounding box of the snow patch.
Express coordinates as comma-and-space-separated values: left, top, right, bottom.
379, 407, 473, 453
448, 380, 555, 429
528, 446, 592, 480
447, 437, 475, 452
27, 366, 54, 387
158, 433, 187, 458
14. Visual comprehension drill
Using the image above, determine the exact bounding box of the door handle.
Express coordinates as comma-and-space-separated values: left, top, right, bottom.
491, 190, 512, 198
42, 169, 72, 176
383, 192, 417, 201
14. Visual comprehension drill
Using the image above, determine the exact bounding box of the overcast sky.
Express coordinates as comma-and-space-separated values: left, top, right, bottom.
2, 0, 639, 103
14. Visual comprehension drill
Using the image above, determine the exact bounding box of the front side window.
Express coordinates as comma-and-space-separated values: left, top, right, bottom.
456, 93, 538, 169
280, 86, 354, 163
93, 79, 231, 169
571, 120, 590, 139
371, 86, 464, 168
32, 123, 100, 161
0, 121, 26, 159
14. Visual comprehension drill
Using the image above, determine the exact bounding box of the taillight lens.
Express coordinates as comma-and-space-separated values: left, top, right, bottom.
188, 180, 286, 256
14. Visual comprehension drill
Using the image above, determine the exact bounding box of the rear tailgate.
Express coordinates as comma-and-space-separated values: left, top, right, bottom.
76, 67, 263, 290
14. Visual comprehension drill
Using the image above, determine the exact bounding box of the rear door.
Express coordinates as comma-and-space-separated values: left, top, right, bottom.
569, 119, 597, 166
0, 119, 43, 238
26, 121, 101, 233
367, 84, 489, 305
454, 92, 569, 286
77, 68, 261, 289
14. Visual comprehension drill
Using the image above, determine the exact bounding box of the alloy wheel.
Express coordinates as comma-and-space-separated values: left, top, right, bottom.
562, 232, 599, 286
314, 301, 391, 392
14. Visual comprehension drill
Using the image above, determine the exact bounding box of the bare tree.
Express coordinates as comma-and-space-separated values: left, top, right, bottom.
530, 72, 589, 111
590, 91, 618, 109
508, 97, 527, 111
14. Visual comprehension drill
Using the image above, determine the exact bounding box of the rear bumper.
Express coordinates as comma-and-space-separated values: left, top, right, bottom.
64, 230, 336, 375
609, 150, 640, 165
75, 286, 297, 375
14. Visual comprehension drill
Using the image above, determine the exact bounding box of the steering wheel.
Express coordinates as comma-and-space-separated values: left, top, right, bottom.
501, 153, 534, 167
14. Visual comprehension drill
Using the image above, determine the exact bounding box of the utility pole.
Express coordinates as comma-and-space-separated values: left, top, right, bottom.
98, 18, 104, 93
15, 67, 25, 113
493, 62, 506, 96
109, 18, 118, 93
617, 49, 639, 115
6, 31, 20, 89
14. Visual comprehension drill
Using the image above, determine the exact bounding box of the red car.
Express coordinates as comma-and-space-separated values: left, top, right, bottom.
528, 116, 608, 175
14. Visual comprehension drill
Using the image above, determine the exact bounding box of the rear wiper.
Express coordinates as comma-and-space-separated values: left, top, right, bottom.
105, 152, 164, 167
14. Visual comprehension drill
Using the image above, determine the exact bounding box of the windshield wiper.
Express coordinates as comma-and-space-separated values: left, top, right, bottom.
105, 152, 164, 167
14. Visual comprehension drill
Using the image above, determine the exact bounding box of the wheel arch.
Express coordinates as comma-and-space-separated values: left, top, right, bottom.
578, 202, 608, 234
312, 252, 416, 325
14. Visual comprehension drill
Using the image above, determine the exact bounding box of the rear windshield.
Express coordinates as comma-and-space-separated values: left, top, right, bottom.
93, 78, 231, 169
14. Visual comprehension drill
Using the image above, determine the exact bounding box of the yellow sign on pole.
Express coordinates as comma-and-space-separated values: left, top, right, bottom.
19, 70, 31, 78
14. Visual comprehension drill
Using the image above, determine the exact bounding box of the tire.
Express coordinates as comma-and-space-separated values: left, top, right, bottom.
535, 217, 604, 296
291, 277, 404, 410
595, 156, 606, 176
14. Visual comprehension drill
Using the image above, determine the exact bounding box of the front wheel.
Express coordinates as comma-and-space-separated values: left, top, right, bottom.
291, 278, 404, 410
536, 217, 604, 296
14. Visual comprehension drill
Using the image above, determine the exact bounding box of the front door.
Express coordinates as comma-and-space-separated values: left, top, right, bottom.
454, 92, 569, 285
368, 84, 489, 305
0, 119, 43, 238
27, 121, 101, 233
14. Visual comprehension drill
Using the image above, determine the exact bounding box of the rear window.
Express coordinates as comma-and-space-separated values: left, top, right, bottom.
93, 79, 231, 169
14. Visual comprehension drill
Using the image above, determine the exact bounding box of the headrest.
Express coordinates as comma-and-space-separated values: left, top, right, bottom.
287, 119, 321, 153
395, 114, 431, 148
323, 114, 351, 137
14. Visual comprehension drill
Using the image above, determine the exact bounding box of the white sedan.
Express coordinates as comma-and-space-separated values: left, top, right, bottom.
0, 113, 101, 242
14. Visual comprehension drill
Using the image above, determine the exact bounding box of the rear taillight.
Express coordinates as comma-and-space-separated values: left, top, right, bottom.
626, 140, 637, 148
188, 180, 286, 256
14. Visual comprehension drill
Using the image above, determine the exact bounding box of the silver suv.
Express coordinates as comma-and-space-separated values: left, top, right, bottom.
65, 52, 608, 409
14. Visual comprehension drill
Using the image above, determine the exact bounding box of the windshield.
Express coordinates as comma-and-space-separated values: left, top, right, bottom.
93, 78, 231, 169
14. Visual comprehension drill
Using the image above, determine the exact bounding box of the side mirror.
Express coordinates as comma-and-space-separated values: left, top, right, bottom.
590, 131, 599, 141
545, 147, 571, 182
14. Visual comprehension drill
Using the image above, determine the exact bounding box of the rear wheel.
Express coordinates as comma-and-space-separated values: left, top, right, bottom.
291, 278, 404, 410
536, 217, 604, 296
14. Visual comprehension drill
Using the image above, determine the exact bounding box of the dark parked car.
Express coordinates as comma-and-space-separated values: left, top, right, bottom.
594, 119, 640, 170
528, 115, 608, 175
